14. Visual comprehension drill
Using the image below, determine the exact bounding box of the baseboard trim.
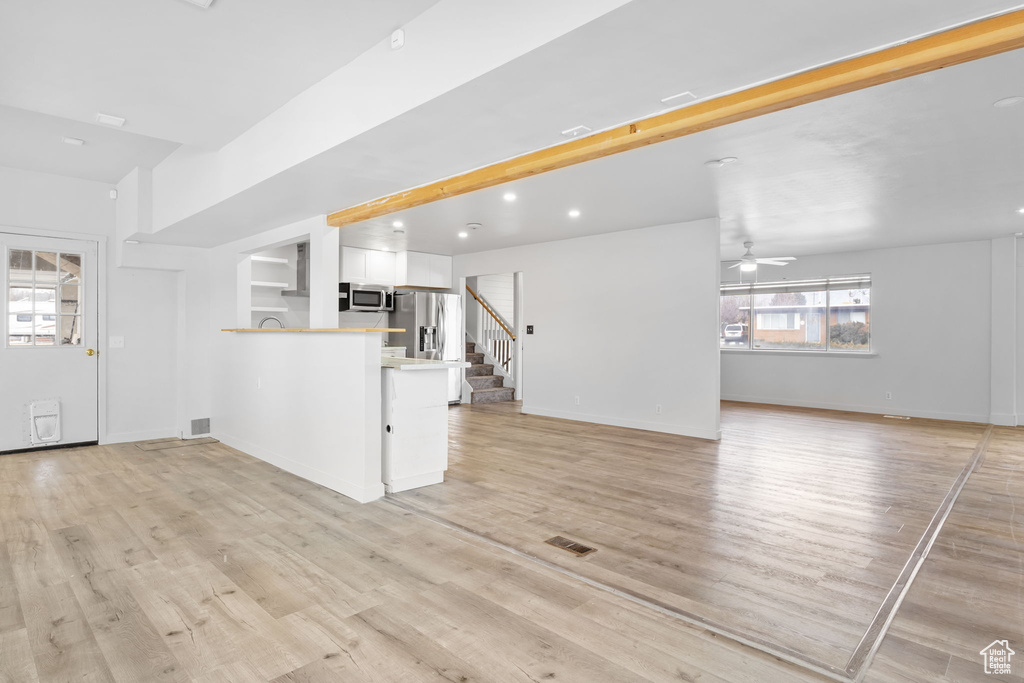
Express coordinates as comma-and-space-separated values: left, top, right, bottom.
102, 428, 177, 445
523, 406, 721, 441
215, 432, 384, 504
721, 394, 990, 424
989, 412, 1018, 427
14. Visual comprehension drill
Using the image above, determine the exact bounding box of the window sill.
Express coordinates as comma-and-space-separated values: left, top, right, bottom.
721, 348, 877, 358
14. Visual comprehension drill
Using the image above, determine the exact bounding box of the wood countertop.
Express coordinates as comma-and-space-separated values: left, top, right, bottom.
222, 328, 405, 333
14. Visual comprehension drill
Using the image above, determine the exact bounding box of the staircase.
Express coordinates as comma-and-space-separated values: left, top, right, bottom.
465, 341, 515, 404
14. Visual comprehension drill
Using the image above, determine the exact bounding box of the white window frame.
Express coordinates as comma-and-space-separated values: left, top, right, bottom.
720, 274, 871, 354
5, 247, 85, 348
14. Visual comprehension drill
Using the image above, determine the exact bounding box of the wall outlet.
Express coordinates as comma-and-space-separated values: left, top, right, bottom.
656, 404, 663, 414
574, 395, 580, 406
885, 391, 892, 400
257, 377, 262, 390
108, 336, 124, 349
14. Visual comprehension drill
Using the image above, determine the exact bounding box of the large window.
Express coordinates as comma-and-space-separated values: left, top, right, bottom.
720, 275, 870, 352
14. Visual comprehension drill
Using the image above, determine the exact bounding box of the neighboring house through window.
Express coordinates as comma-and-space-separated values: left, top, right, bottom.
720, 275, 871, 352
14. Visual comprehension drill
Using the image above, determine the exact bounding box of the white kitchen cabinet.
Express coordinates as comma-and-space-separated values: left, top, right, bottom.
368, 249, 396, 285
340, 247, 395, 285
396, 251, 452, 289
340, 247, 369, 282
428, 254, 452, 289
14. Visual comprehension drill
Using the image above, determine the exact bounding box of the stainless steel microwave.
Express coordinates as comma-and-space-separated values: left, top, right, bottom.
339, 283, 395, 312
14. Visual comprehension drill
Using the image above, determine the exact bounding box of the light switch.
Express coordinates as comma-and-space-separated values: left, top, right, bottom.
109, 336, 125, 349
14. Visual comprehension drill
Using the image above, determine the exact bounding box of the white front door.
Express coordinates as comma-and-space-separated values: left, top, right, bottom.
1, 233, 99, 452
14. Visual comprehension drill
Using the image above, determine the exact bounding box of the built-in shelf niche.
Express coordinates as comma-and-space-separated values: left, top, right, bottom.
248, 241, 309, 329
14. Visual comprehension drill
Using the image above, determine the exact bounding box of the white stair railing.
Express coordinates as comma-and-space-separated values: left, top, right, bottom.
466, 285, 516, 382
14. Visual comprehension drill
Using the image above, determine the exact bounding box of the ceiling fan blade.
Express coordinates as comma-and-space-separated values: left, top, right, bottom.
756, 259, 793, 265
757, 256, 796, 262
727, 262, 743, 269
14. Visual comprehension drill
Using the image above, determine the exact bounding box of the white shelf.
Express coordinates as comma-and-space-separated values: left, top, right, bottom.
251, 306, 288, 312
250, 281, 289, 288
251, 256, 289, 264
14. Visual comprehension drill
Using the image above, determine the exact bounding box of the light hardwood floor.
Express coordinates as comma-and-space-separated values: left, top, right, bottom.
399, 401, 990, 674
0, 402, 1020, 682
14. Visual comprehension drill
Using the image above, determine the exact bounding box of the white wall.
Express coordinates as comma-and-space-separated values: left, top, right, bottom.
454, 218, 722, 439
721, 240, 994, 423
0, 165, 179, 443
475, 273, 515, 322
212, 331, 384, 503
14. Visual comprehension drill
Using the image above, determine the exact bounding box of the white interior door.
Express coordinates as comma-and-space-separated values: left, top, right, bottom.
1, 233, 99, 452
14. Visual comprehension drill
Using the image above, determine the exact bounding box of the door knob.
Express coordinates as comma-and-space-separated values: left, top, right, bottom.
86, 348, 97, 356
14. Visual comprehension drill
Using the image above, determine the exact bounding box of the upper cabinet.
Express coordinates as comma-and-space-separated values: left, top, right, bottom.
340, 247, 396, 286
396, 251, 452, 289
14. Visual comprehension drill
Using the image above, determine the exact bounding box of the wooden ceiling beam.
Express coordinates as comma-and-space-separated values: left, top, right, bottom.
328, 9, 1024, 229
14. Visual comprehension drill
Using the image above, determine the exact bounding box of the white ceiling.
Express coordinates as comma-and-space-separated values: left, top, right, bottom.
337, 46, 1024, 260
0, 0, 440, 182
0, 105, 179, 184
144, 0, 1024, 248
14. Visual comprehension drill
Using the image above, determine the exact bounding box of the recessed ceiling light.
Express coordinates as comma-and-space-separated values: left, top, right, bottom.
561, 125, 592, 138
124, 239, 140, 245
720, 157, 738, 164
1017, 208, 1024, 214
96, 112, 126, 127
466, 222, 482, 230
994, 96, 1024, 108
568, 209, 581, 218
61, 136, 85, 146
392, 220, 404, 228
503, 192, 517, 202
704, 159, 724, 168
458, 231, 469, 238
180, 0, 214, 8
660, 90, 696, 104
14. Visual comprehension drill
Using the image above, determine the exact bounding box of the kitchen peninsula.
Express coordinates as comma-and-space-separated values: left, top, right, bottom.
216, 327, 465, 503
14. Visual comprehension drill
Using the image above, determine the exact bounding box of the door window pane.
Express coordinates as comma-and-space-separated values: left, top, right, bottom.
60, 285, 81, 314
60, 254, 81, 283
8, 250, 32, 281
60, 316, 82, 346
8, 315, 31, 345
752, 290, 827, 351
34, 252, 58, 280
34, 315, 55, 345
719, 294, 750, 348
829, 287, 871, 352
6, 249, 85, 347
34, 286, 56, 315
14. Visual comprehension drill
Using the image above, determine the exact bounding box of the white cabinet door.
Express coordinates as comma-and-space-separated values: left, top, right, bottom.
0, 233, 99, 451
400, 251, 430, 287
340, 247, 369, 282
428, 254, 452, 289
367, 250, 396, 286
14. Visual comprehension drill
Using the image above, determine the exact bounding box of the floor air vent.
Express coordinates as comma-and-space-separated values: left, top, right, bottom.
545, 536, 597, 557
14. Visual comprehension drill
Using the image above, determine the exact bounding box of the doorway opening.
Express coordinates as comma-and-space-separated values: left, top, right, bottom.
464, 272, 522, 404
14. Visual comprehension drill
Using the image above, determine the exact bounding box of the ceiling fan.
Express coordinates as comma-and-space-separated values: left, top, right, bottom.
724, 241, 796, 272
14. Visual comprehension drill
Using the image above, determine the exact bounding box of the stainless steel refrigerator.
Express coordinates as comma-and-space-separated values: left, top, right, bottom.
390, 292, 463, 403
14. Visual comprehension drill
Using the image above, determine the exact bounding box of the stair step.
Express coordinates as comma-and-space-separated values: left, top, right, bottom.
468, 374, 504, 389
471, 386, 515, 404
466, 352, 484, 364
465, 342, 476, 353
466, 363, 494, 377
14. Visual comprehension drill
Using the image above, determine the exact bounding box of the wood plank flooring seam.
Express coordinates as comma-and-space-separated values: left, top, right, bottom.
383, 496, 854, 683
847, 425, 994, 681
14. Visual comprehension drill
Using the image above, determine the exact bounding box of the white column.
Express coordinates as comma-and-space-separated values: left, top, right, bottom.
990, 235, 1018, 426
